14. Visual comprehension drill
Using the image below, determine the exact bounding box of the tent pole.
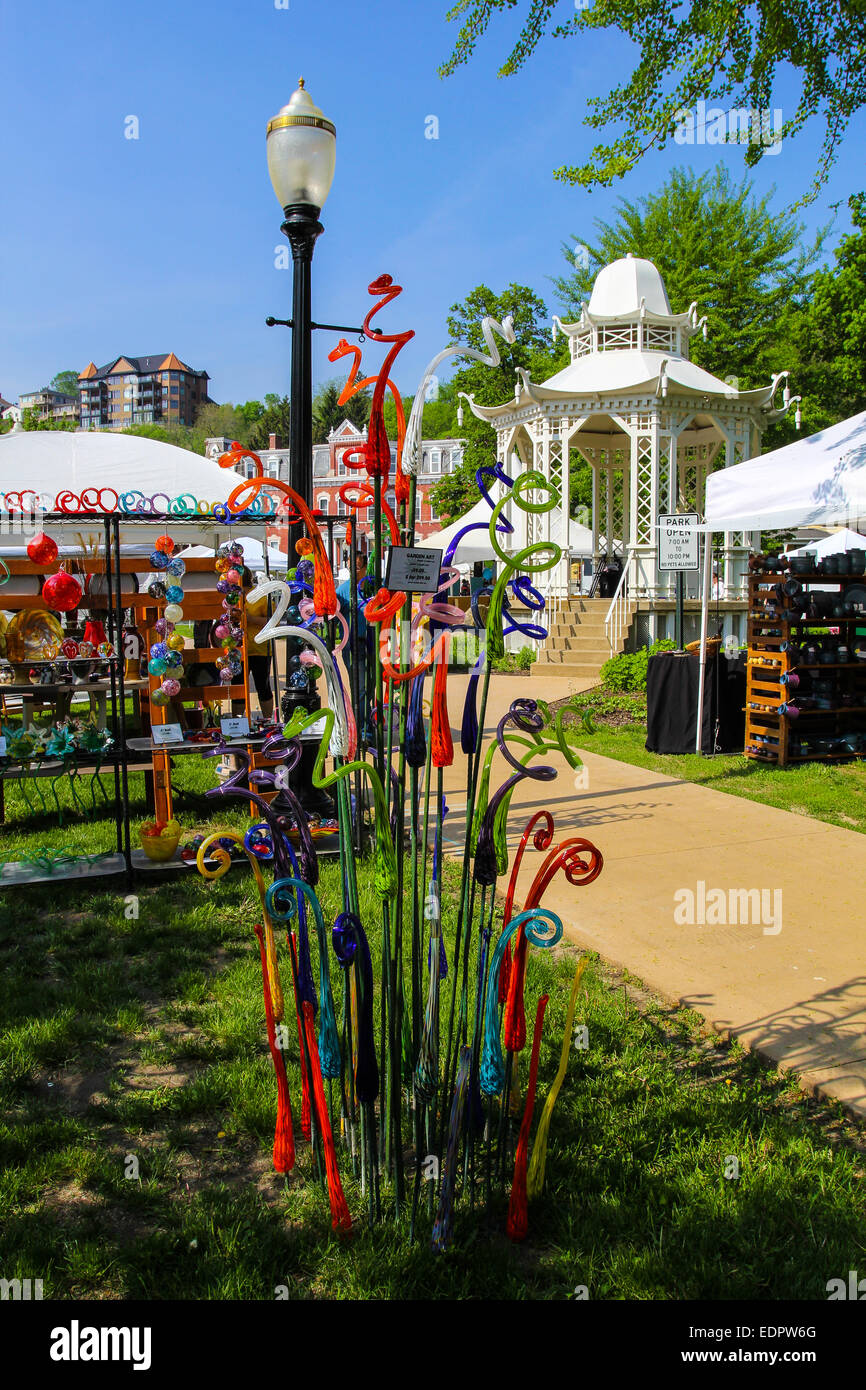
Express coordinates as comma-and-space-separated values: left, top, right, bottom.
695, 528, 712, 753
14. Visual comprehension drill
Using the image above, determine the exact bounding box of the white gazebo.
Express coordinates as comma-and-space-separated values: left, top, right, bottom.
461, 254, 798, 638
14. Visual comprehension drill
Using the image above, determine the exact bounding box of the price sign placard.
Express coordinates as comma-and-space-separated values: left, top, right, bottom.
658, 513, 700, 571
220, 715, 250, 739
384, 546, 444, 594
152, 723, 183, 746
299, 716, 328, 743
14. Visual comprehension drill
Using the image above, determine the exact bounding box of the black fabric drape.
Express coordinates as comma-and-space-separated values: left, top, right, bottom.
645, 651, 745, 754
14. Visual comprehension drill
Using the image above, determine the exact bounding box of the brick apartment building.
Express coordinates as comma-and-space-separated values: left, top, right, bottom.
206, 419, 465, 554
78, 353, 211, 431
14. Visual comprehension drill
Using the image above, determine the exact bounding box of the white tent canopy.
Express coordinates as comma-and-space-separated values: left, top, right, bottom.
785, 527, 866, 557
181, 536, 287, 571
424, 494, 593, 565
0, 429, 257, 543
703, 411, 866, 533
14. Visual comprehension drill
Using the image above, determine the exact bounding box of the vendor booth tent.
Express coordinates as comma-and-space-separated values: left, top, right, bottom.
424, 493, 593, 566
696, 410, 866, 750
785, 527, 866, 558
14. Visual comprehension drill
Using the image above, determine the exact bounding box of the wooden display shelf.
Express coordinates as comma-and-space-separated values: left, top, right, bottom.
745, 570, 866, 766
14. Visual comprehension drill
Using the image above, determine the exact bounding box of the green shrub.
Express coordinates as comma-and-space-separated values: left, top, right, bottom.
599, 638, 676, 692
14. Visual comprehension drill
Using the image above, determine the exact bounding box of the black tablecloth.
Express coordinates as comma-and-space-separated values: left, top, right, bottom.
646, 651, 746, 754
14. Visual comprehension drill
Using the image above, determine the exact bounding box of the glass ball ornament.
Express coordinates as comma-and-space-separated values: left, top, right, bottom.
213, 622, 229, 641
285, 605, 301, 625
155, 534, 175, 555
167, 632, 185, 651
153, 618, 169, 637
167, 557, 186, 578
150, 641, 169, 660
219, 666, 234, 685
0, 664, 14, 685
224, 588, 241, 607
225, 568, 241, 586
165, 585, 184, 603
215, 557, 230, 574
161, 678, 181, 698
42, 570, 83, 612
149, 549, 169, 571
221, 635, 236, 651
27, 532, 59, 566
78, 641, 94, 658
151, 687, 170, 707
148, 581, 167, 600
148, 657, 168, 677
60, 638, 79, 659
288, 669, 309, 690
306, 664, 322, 683
98, 642, 114, 658
299, 648, 319, 667
166, 650, 183, 668
287, 654, 301, 671
164, 603, 183, 623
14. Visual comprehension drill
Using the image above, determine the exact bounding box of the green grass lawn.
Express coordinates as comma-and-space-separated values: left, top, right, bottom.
548, 693, 866, 834
2, 760, 866, 1299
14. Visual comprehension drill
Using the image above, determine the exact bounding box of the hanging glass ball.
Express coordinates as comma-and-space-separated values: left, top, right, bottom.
42, 571, 83, 612
167, 632, 185, 652
27, 532, 59, 566
150, 641, 169, 660
224, 588, 241, 607
221, 635, 236, 651
161, 677, 181, 698
164, 603, 183, 623
217, 543, 234, 560
289, 669, 309, 690
151, 687, 170, 707
219, 666, 234, 685
225, 568, 241, 586
148, 657, 168, 677
167, 557, 186, 578
149, 549, 169, 571
148, 580, 167, 600
155, 534, 175, 555
213, 622, 229, 641
287, 654, 300, 671
166, 649, 183, 668
164, 585, 183, 604
153, 618, 169, 637
285, 606, 301, 625
216, 578, 229, 594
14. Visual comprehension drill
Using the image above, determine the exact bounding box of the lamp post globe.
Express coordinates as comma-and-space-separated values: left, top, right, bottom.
266, 79, 336, 549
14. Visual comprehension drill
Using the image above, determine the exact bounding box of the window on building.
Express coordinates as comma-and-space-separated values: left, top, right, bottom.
431, 449, 441, 472
317, 495, 329, 514
429, 500, 439, 521
337, 496, 346, 516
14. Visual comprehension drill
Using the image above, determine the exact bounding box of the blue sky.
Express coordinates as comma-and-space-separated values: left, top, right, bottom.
1, 0, 864, 406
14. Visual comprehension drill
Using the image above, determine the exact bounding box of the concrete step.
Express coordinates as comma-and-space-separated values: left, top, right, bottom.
535, 661, 605, 680
547, 640, 612, 658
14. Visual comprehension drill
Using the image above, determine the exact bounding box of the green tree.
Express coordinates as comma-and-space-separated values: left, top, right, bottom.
194, 401, 252, 447
247, 394, 292, 450
553, 167, 821, 392
786, 192, 866, 434
21, 407, 76, 432
439, 1, 866, 205
427, 283, 569, 522
50, 370, 80, 398
312, 377, 371, 443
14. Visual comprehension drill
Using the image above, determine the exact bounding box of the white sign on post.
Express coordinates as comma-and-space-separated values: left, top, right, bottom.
658, 513, 700, 571
220, 715, 250, 739
384, 546, 444, 593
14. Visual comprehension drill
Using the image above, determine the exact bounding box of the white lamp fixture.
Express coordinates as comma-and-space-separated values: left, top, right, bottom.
266, 78, 336, 212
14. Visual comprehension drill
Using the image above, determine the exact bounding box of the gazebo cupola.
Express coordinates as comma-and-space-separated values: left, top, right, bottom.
461, 253, 797, 624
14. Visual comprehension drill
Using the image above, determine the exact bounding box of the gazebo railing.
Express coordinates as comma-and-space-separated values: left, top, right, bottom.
604, 553, 631, 652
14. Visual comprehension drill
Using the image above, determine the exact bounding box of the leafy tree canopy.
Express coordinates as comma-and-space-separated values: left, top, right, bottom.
785, 192, 866, 433
553, 166, 823, 390
439, 0, 866, 204
49, 370, 80, 398
312, 377, 371, 444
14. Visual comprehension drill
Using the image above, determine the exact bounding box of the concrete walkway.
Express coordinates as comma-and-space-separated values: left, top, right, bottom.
439, 673, 866, 1117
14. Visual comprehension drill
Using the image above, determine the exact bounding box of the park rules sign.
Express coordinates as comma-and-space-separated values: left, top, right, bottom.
658, 513, 700, 571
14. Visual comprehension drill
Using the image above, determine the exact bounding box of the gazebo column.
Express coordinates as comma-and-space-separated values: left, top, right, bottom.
629, 418, 657, 597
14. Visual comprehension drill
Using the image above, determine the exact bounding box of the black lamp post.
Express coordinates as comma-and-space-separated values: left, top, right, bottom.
266, 81, 337, 817
266, 78, 336, 546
